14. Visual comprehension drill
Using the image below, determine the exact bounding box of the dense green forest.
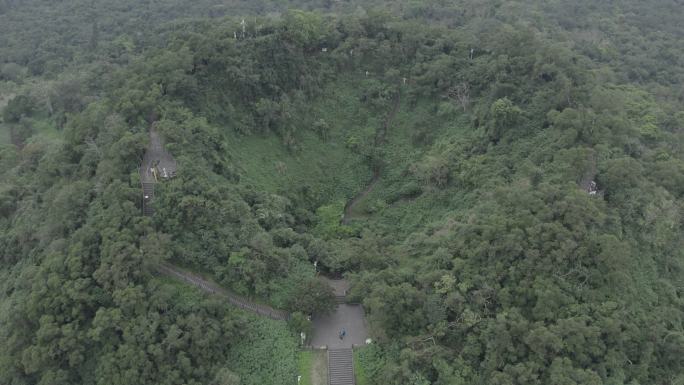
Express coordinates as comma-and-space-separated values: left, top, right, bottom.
1, 0, 683, 384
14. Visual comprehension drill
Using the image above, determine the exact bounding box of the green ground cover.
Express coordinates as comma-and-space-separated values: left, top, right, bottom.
297, 350, 313, 385
155, 276, 300, 385
225, 76, 375, 205
353, 346, 373, 385
228, 317, 299, 385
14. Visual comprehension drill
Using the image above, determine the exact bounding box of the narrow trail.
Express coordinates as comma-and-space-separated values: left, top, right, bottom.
342, 92, 401, 224
341, 169, 381, 225
158, 263, 290, 321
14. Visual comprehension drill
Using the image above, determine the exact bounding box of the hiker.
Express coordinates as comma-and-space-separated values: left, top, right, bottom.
339, 328, 346, 340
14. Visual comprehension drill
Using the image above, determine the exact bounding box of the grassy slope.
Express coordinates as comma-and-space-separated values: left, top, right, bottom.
225, 75, 376, 204
353, 347, 370, 385
345, 96, 474, 234
227, 316, 299, 385
223, 75, 476, 236
27, 118, 62, 141
298, 350, 327, 385
298, 351, 313, 385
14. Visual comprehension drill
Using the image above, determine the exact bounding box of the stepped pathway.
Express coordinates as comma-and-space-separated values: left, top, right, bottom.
159, 270, 368, 385
328, 348, 354, 385
161, 267, 368, 385
310, 278, 368, 385
158, 263, 289, 321
140, 124, 177, 216
142, 182, 155, 216
324, 277, 351, 304
311, 278, 368, 349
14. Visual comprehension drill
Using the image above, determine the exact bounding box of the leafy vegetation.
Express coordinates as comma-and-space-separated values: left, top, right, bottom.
1, 1, 683, 385
354, 346, 383, 385
228, 317, 299, 385
298, 350, 314, 385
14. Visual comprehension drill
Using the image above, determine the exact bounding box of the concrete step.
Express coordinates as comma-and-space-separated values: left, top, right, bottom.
142, 182, 155, 216
328, 348, 354, 385
143, 205, 154, 216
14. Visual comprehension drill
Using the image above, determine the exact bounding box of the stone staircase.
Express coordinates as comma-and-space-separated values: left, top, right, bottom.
328, 348, 354, 385
140, 124, 177, 217
142, 182, 155, 216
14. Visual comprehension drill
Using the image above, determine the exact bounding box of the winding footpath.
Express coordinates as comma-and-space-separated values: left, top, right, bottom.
342, 92, 401, 224
158, 264, 289, 321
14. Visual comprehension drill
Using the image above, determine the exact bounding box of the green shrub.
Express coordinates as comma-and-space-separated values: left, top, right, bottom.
313, 201, 357, 239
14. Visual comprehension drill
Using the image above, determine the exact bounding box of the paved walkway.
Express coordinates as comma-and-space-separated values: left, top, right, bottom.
311, 304, 368, 349
310, 278, 369, 350
140, 125, 177, 183
161, 265, 369, 385
140, 125, 177, 216
158, 264, 289, 321
312, 278, 368, 385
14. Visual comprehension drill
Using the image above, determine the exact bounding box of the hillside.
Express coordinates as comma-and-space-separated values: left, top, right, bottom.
0, 2, 683, 385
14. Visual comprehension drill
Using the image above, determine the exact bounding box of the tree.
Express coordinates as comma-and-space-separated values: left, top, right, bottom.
212, 368, 240, 385
3, 94, 34, 123
281, 10, 325, 49
487, 97, 522, 142
313, 118, 330, 140
448, 82, 470, 111
0, 62, 25, 82
286, 278, 336, 315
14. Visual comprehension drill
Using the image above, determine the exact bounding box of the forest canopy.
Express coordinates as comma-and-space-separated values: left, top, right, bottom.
0, 1, 682, 385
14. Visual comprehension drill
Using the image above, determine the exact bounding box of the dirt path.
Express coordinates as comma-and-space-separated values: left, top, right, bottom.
342, 93, 401, 224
